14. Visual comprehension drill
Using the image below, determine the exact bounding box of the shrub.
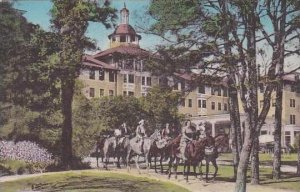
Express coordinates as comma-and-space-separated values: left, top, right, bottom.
0, 140, 54, 174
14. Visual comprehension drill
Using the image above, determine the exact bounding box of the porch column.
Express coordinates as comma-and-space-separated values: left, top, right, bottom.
211, 121, 216, 137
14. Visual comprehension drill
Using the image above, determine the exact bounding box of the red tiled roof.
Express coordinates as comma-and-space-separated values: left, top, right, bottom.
82, 55, 117, 70
108, 24, 141, 40
93, 45, 150, 59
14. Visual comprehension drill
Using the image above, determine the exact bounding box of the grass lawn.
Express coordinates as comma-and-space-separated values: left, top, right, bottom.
219, 153, 298, 166
0, 171, 190, 192
173, 164, 300, 191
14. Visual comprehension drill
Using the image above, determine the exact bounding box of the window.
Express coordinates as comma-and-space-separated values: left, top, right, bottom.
89, 69, 95, 79
123, 74, 127, 83
128, 74, 134, 83
109, 71, 115, 82
99, 69, 105, 81
198, 100, 201, 108
223, 88, 228, 97
89, 88, 95, 97
142, 77, 145, 85
259, 84, 264, 93
198, 85, 205, 94
211, 87, 215, 95
290, 99, 295, 107
224, 103, 228, 111
272, 99, 276, 107
202, 100, 206, 108
285, 131, 291, 145
128, 91, 134, 96
261, 130, 267, 135
188, 99, 192, 107
260, 100, 264, 108
290, 114, 296, 124
291, 84, 296, 92
109, 90, 114, 96
100, 89, 104, 97
120, 35, 126, 42
218, 102, 221, 110
174, 83, 178, 90
211, 102, 215, 110
217, 87, 222, 96
181, 82, 185, 90
147, 77, 151, 86
123, 91, 127, 96
181, 99, 185, 107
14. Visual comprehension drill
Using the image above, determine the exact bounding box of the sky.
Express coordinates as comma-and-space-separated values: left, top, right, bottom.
12, 0, 299, 71
13, 0, 162, 52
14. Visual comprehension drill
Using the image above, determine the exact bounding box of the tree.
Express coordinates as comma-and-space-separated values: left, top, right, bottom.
140, 86, 183, 130
97, 95, 144, 133
256, 0, 300, 180
51, 0, 116, 169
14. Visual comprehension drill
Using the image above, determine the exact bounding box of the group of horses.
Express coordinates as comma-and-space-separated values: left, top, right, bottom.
94, 126, 229, 182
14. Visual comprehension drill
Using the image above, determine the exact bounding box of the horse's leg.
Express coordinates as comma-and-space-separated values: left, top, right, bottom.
126, 150, 131, 172
154, 155, 157, 173
205, 159, 209, 183
167, 156, 173, 179
160, 151, 163, 174
212, 158, 218, 181
174, 157, 179, 179
146, 152, 150, 174
198, 161, 203, 179
186, 160, 190, 183
193, 162, 197, 178
135, 155, 141, 174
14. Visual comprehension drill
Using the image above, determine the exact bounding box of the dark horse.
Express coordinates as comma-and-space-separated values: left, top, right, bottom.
95, 135, 109, 168
184, 133, 229, 182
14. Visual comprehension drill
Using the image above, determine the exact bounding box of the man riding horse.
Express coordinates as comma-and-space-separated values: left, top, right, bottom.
136, 119, 147, 153
114, 122, 128, 147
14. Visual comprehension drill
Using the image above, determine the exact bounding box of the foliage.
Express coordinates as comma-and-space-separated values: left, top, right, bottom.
140, 86, 183, 130
72, 87, 106, 157
50, 0, 117, 167
0, 159, 28, 175
97, 95, 144, 133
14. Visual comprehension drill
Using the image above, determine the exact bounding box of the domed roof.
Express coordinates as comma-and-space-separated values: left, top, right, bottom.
108, 24, 141, 40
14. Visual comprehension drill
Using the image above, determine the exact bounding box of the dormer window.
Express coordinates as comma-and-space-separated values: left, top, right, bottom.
120, 36, 126, 42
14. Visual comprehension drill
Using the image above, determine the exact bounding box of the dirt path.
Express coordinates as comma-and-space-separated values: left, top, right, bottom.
0, 168, 297, 192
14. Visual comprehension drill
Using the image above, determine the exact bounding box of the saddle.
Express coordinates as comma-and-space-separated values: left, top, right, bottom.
205, 146, 216, 156
156, 139, 168, 149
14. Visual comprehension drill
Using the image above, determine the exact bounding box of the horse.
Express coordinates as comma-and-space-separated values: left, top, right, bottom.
94, 135, 110, 168
126, 129, 161, 174
149, 126, 176, 173
102, 136, 117, 170
115, 135, 130, 168
189, 134, 229, 182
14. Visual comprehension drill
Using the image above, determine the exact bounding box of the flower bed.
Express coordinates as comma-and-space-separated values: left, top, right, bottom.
0, 140, 54, 174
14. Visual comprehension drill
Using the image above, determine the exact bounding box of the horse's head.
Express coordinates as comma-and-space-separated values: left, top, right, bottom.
151, 129, 161, 141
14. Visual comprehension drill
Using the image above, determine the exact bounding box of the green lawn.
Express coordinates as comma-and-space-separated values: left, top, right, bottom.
1, 171, 190, 192
219, 153, 298, 166
173, 164, 300, 191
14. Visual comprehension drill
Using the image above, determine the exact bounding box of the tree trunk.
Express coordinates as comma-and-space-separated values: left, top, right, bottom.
272, 0, 286, 180
229, 85, 242, 179
251, 136, 259, 184
297, 135, 300, 176
61, 79, 75, 169
235, 117, 253, 192
272, 80, 283, 179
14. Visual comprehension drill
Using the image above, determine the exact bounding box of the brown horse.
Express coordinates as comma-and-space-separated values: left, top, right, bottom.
184, 134, 229, 182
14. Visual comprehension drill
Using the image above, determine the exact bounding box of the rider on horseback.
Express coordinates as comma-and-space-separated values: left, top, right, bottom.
136, 119, 147, 152
114, 122, 128, 147
179, 120, 194, 161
